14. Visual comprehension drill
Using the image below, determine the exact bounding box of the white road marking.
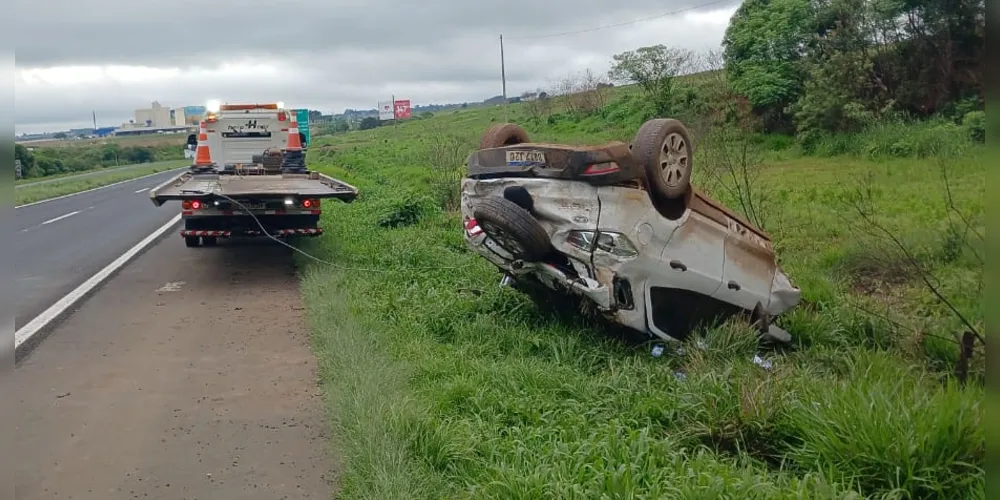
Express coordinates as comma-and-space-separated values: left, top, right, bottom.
40, 210, 81, 226
15, 167, 187, 209
15, 214, 183, 351
134, 187, 150, 194
156, 281, 186, 292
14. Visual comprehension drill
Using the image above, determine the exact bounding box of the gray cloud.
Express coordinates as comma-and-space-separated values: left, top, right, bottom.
15, 0, 738, 133
15, 0, 735, 67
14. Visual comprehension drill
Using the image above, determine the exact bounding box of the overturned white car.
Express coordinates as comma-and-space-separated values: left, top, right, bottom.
460, 119, 800, 343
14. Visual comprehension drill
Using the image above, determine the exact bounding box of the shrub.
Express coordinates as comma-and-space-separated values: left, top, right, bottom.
962, 111, 985, 143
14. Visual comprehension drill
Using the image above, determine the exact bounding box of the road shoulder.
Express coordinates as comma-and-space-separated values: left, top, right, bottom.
16, 236, 339, 499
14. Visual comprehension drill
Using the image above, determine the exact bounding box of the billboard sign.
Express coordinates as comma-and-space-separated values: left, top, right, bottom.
394, 99, 412, 119
183, 105, 207, 125
377, 101, 394, 121
295, 108, 311, 146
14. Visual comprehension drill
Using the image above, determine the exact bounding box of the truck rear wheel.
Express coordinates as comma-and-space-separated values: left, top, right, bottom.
185, 236, 201, 248
202, 236, 218, 246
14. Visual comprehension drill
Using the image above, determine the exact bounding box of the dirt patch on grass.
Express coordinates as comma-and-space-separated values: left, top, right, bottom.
837, 249, 915, 298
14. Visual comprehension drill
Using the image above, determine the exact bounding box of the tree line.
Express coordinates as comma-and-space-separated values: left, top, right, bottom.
524, 0, 983, 147
15, 143, 181, 179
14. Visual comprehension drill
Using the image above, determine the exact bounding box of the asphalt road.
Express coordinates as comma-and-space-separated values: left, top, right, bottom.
14, 168, 185, 329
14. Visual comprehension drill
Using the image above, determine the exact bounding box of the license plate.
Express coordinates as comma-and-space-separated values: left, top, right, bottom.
505, 150, 545, 166
245, 202, 268, 210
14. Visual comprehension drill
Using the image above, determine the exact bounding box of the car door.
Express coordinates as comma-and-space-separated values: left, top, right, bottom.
594, 186, 727, 339
641, 208, 728, 337
711, 217, 778, 312
653, 209, 728, 297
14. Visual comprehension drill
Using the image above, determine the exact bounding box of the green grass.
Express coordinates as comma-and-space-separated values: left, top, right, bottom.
15, 160, 187, 205
294, 98, 985, 499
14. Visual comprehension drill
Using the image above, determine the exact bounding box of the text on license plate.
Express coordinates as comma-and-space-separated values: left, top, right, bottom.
245, 202, 268, 210
505, 150, 545, 166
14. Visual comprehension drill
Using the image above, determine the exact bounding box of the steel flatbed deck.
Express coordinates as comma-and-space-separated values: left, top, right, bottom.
149, 169, 359, 206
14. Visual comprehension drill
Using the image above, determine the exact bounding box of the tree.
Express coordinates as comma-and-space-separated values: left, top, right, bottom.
608, 44, 693, 115
15, 144, 37, 177
333, 120, 351, 133
359, 117, 380, 130
722, 0, 984, 136
722, 0, 814, 132
122, 146, 154, 163
558, 69, 612, 116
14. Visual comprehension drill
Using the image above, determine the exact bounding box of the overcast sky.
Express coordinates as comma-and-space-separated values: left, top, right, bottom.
14, 0, 739, 135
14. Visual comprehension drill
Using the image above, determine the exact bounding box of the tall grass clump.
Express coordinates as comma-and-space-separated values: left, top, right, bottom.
802, 118, 973, 160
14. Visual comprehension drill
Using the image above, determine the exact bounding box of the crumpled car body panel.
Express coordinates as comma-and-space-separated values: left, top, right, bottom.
460, 177, 802, 342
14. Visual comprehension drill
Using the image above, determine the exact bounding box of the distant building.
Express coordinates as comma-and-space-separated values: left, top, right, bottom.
170, 108, 187, 126
126, 101, 173, 128
115, 101, 195, 136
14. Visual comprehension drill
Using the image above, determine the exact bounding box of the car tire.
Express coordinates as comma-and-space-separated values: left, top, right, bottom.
202, 236, 218, 246
479, 123, 530, 149
631, 118, 694, 200
185, 236, 200, 248
473, 197, 551, 261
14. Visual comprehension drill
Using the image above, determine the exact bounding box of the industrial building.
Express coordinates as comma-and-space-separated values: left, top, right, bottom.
115, 101, 195, 137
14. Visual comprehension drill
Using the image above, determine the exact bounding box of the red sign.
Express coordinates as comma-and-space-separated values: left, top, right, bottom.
393, 99, 411, 119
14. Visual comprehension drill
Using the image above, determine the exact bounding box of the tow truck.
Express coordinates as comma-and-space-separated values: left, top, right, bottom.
149, 101, 358, 247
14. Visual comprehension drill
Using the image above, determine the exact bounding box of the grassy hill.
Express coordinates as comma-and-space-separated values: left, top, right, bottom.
294, 88, 985, 498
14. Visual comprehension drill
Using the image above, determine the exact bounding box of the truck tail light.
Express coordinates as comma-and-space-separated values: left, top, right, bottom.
301, 199, 320, 209
182, 200, 202, 210
277, 111, 287, 121
582, 162, 620, 175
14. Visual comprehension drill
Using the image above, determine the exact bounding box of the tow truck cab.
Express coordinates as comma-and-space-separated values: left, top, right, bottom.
202, 103, 306, 167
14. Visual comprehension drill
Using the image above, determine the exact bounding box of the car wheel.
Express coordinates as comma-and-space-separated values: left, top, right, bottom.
631, 118, 694, 200
202, 236, 218, 246
473, 197, 551, 261
184, 236, 201, 248
479, 123, 530, 149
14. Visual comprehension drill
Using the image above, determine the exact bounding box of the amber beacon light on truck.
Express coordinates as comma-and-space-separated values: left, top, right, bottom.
203, 100, 287, 123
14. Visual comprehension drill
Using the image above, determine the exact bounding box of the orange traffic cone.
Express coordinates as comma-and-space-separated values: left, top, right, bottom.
192, 121, 215, 169
285, 116, 303, 151
281, 115, 307, 173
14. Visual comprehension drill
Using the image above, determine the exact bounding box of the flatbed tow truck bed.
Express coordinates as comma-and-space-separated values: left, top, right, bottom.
149, 169, 360, 247
149, 170, 359, 205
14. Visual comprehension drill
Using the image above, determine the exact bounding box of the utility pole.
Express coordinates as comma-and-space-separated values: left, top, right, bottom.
500, 34, 508, 122
391, 93, 397, 135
